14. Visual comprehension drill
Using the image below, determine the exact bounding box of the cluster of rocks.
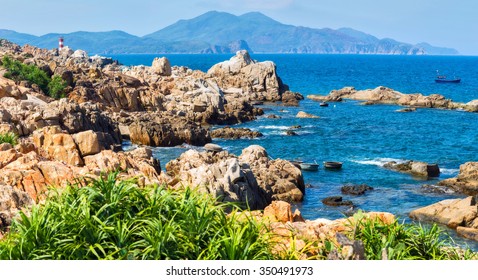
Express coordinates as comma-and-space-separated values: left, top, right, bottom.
1, 42, 297, 148
409, 161, 478, 241
321, 184, 374, 209
0, 40, 312, 237
383, 160, 441, 178
438, 162, 478, 195
308, 86, 478, 113
410, 196, 478, 241
249, 200, 395, 259
165, 145, 305, 210
210, 126, 263, 139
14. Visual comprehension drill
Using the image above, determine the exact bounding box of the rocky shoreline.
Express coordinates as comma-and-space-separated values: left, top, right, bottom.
308, 86, 478, 112
1, 38, 478, 247
0, 39, 307, 234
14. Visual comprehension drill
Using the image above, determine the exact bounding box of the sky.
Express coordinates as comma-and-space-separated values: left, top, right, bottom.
1, 0, 476, 54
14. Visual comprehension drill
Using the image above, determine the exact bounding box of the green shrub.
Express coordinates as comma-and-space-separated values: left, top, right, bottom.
346, 211, 476, 260
0, 132, 18, 146
1, 56, 66, 99
0, 172, 274, 260
47, 75, 67, 99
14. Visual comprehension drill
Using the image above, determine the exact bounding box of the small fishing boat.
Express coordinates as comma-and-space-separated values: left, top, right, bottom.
289, 160, 303, 169
324, 161, 343, 170
435, 71, 461, 83
319, 102, 329, 107
299, 161, 319, 171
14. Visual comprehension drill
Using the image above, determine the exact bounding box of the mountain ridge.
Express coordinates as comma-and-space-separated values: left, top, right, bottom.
0, 11, 458, 55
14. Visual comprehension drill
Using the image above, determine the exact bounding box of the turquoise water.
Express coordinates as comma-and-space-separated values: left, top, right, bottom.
114, 54, 478, 249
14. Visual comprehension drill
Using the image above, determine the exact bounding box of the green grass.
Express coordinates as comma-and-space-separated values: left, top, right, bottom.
1, 55, 66, 99
0, 172, 475, 260
0, 172, 274, 260
345, 211, 476, 260
0, 132, 18, 146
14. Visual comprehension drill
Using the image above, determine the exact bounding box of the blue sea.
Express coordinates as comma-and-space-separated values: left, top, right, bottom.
113, 54, 478, 249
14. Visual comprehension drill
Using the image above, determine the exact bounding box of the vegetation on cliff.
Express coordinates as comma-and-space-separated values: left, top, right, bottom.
0, 132, 18, 146
1, 56, 66, 99
0, 172, 475, 260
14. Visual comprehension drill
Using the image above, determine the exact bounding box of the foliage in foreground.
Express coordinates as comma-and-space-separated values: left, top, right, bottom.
1, 55, 67, 99
0, 132, 18, 146
0, 173, 273, 260
0, 172, 475, 260
345, 211, 476, 260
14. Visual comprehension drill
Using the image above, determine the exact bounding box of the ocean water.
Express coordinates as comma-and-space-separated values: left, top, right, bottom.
114, 54, 478, 249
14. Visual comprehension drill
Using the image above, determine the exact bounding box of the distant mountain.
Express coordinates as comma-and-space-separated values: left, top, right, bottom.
0, 12, 458, 55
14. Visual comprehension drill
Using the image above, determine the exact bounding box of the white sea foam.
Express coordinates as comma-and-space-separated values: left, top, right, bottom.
351, 158, 407, 167
439, 168, 460, 176
259, 125, 291, 130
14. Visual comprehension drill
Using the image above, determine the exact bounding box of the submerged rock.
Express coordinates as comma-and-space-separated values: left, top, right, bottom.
341, 184, 374, 196
296, 111, 320, 118
322, 196, 354, 207
210, 127, 263, 139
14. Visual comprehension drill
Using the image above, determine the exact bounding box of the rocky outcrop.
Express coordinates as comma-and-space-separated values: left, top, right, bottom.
238, 145, 305, 203
322, 196, 354, 207
0, 184, 33, 235
409, 197, 478, 241
308, 86, 476, 112
207, 50, 290, 102
253, 201, 396, 259
296, 111, 320, 118
439, 162, 478, 195
124, 112, 211, 147
165, 145, 305, 210
0, 125, 161, 202
0, 95, 121, 150
210, 127, 263, 139
341, 184, 374, 196
383, 160, 440, 178
151, 57, 172, 76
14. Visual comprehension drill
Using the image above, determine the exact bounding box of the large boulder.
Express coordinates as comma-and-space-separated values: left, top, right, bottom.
296, 111, 320, 119
0, 184, 34, 235
166, 149, 268, 210
384, 160, 440, 178
32, 126, 83, 166
410, 197, 478, 241
151, 57, 172, 76
165, 145, 305, 210
439, 162, 478, 195
128, 115, 211, 147
207, 50, 289, 102
238, 145, 305, 203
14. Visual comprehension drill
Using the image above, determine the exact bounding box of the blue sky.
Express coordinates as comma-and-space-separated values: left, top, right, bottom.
1, 0, 476, 54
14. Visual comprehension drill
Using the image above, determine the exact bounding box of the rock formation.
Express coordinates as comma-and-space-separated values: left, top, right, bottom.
439, 162, 478, 195
257, 201, 395, 259
296, 111, 320, 118
308, 86, 478, 113
165, 145, 305, 210
210, 127, 263, 139
410, 196, 478, 241
207, 50, 302, 104
383, 160, 440, 178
